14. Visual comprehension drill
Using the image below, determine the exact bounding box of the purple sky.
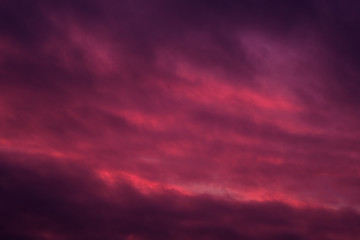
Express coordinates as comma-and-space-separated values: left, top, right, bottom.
1, 0, 360, 239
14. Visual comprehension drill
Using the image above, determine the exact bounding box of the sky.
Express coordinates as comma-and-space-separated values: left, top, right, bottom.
1, 0, 360, 239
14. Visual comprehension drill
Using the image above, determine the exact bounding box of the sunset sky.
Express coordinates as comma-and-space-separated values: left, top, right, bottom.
1, 0, 360, 239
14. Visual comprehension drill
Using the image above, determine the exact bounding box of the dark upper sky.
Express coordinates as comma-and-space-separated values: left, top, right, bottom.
1, 0, 360, 239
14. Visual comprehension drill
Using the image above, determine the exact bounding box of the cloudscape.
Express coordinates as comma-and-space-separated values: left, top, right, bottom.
1, 0, 360, 239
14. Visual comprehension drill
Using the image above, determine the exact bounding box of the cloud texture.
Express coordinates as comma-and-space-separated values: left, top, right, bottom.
1, 0, 360, 239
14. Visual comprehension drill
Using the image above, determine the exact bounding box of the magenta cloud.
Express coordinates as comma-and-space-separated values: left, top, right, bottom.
1, 0, 360, 239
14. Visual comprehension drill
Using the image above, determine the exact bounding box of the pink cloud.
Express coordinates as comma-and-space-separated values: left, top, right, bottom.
1, 0, 360, 239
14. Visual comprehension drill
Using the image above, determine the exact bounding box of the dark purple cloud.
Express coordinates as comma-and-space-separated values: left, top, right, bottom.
1, 156, 360, 240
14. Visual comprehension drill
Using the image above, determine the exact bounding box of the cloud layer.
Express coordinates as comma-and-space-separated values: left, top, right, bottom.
1, 0, 360, 239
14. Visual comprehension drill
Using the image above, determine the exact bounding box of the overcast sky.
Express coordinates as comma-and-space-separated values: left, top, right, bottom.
1, 0, 360, 239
